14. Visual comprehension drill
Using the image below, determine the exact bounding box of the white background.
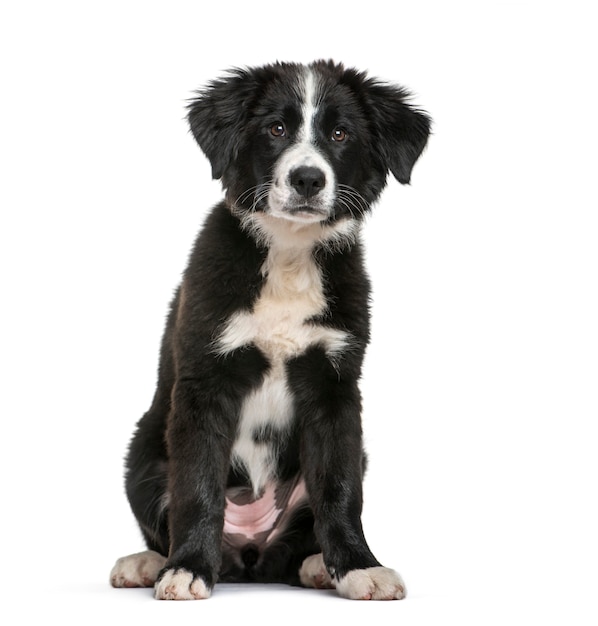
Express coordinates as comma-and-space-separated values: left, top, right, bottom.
1, 1, 596, 624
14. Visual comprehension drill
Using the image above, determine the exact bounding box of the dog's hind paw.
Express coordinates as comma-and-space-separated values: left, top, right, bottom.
154, 568, 211, 600
110, 550, 166, 588
299, 553, 335, 589
336, 566, 406, 600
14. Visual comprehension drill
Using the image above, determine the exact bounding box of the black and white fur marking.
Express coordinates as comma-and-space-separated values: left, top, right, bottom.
110, 60, 431, 600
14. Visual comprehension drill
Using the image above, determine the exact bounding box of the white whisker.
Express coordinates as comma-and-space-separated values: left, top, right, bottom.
336, 184, 369, 219
232, 180, 274, 216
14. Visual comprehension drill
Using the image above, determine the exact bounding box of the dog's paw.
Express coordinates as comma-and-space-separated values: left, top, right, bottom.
154, 568, 211, 600
110, 550, 167, 588
336, 566, 406, 600
299, 553, 335, 589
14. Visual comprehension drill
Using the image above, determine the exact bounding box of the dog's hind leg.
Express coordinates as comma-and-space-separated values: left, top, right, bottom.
124, 400, 171, 556
111, 402, 170, 589
122, 294, 179, 558
110, 364, 172, 590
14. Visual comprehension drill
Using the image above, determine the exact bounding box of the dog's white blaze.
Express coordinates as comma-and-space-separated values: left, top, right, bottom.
301, 69, 318, 143
267, 69, 336, 219
216, 234, 350, 494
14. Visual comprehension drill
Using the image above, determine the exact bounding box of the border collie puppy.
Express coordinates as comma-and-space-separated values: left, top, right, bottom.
110, 60, 431, 600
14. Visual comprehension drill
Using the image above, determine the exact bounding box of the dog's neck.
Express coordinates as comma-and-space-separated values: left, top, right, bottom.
236, 210, 360, 255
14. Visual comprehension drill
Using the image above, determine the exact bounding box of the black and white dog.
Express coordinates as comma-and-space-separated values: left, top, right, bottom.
110, 60, 431, 600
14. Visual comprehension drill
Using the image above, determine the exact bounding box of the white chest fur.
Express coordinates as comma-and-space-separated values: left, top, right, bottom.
216, 244, 349, 361
215, 237, 350, 493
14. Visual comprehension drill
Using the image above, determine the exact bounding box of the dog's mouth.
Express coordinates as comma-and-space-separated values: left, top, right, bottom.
287, 205, 326, 216
280, 205, 329, 222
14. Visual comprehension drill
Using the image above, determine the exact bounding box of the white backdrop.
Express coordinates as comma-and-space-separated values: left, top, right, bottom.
1, 1, 596, 624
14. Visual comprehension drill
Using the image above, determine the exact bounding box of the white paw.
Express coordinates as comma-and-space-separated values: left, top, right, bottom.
110, 550, 166, 588
299, 553, 335, 589
336, 566, 406, 600
154, 568, 211, 600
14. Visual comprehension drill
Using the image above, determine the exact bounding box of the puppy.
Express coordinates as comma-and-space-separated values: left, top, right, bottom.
110, 60, 431, 600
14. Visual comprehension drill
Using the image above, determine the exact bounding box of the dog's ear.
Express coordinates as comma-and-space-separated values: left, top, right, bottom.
187, 68, 258, 180
365, 81, 432, 185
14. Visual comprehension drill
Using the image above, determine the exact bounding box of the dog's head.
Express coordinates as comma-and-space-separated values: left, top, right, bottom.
188, 61, 431, 229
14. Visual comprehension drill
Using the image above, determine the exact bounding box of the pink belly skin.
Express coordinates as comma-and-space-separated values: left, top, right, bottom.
223, 479, 307, 544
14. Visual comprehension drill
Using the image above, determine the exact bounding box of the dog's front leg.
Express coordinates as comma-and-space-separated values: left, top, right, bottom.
298, 373, 406, 600
154, 378, 235, 600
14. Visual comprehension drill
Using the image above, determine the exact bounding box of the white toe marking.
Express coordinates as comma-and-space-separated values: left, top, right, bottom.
110, 550, 166, 588
154, 568, 211, 600
336, 566, 406, 600
299, 553, 335, 589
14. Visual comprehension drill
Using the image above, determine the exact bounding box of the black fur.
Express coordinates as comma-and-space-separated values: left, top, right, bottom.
118, 60, 431, 597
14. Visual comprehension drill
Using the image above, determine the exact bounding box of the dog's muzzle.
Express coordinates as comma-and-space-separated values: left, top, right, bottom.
267, 144, 336, 223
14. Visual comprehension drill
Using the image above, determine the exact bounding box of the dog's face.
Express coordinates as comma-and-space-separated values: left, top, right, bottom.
188, 61, 430, 229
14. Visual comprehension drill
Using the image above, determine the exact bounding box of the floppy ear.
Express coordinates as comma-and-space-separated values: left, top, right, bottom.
365, 82, 432, 184
187, 68, 258, 180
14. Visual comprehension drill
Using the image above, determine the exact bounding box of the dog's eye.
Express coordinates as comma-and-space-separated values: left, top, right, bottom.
270, 123, 286, 138
332, 128, 348, 142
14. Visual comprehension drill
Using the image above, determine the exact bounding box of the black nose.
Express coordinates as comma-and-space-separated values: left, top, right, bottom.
289, 166, 326, 198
